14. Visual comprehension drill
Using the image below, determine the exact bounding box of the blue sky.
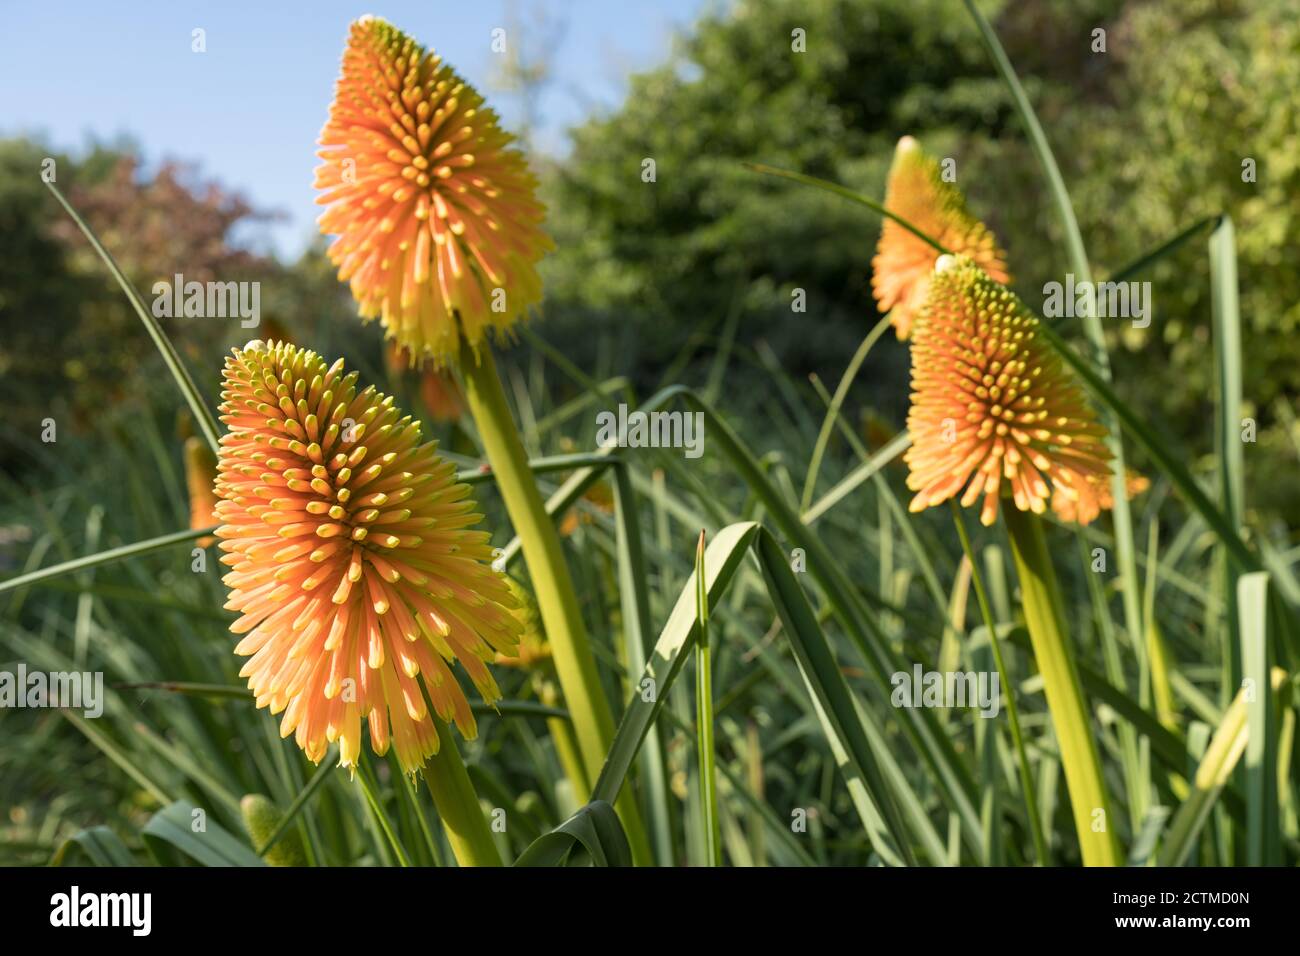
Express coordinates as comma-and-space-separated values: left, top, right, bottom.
1, 0, 714, 257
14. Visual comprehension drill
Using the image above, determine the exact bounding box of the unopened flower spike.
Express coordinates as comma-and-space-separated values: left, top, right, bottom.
904, 256, 1116, 527
185, 436, 219, 548
872, 136, 1009, 340
213, 340, 522, 774
315, 16, 554, 365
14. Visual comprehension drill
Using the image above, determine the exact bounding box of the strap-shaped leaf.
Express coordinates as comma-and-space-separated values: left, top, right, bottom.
50, 826, 136, 867
141, 801, 265, 867
514, 801, 631, 867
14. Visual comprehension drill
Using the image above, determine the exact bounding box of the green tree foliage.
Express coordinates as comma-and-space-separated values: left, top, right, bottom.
1065, 0, 1300, 522
540, 0, 1298, 523
0, 140, 369, 471
539, 1, 1114, 372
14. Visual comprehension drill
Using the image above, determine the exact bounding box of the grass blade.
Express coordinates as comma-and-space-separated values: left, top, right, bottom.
0, 526, 212, 596
141, 801, 265, 867
50, 826, 137, 867
610, 464, 674, 865
254, 750, 337, 857
1211, 217, 1248, 688
1239, 572, 1280, 864
694, 530, 722, 866
44, 181, 222, 453
800, 314, 893, 512
1108, 215, 1221, 284
515, 800, 632, 867
1158, 667, 1287, 865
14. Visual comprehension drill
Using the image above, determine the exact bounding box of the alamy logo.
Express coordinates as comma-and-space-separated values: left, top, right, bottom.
1043, 274, 1151, 328
50, 886, 151, 936
151, 273, 260, 327
890, 665, 1000, 717
595, 404, 705, 459
0, 665, 103, 718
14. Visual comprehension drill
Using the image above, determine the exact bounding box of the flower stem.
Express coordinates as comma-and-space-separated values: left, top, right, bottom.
539, 678, 591, 798
421, 722, 502, 867
1003, 507, 1121, 866
951, 504, 1049, 865
458, 340, 651, 864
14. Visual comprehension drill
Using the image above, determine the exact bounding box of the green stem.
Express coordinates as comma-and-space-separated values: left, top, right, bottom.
458, 340, 652, 865
420, 722, 502, 867
1003, 507, 1121, 866
800, 314, 893, 512
357, 761, 410, 867
695, 531, 722, 866
951, 505, 1049, 865
0, 526, 212, 595
254, 750, 337, 856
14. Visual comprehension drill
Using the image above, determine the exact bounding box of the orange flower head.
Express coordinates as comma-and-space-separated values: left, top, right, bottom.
185, 436, 219, 548
315, 17, 553, 365
214, 340, 521, 773
418, 366, 466, 424
904, 256, 1114, 527
1051, 468, 1150, 526
872, 136, 1009, 340
384, 341, 465, 424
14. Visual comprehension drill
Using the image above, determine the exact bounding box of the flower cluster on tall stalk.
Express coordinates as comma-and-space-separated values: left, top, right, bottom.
314, 16, 552, 365
903, 255, 1114, 528
314, 16, 650, 861
214, 339, 519, 864
880, 229, 1128, 863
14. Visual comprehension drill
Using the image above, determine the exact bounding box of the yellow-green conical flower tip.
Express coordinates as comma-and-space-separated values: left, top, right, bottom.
240, 793, 307, 867
872, 136, 1010, 340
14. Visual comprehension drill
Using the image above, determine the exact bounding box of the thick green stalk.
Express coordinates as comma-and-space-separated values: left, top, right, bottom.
421, 723, 502, 867
1003, 507, 1121, 866
458, 340, 651, 864
952, 505, 1049, 865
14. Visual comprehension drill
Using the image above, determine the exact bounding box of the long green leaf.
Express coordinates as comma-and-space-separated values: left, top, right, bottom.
50, 827, 136, 867
44, 182, 222, 453
514, 800, 632, 867
0, 526, 211, 596
141, 801, 265, 867
1239, 572, 1279, 864
610, 464, 674, 864
1158, 668, 1287, 866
